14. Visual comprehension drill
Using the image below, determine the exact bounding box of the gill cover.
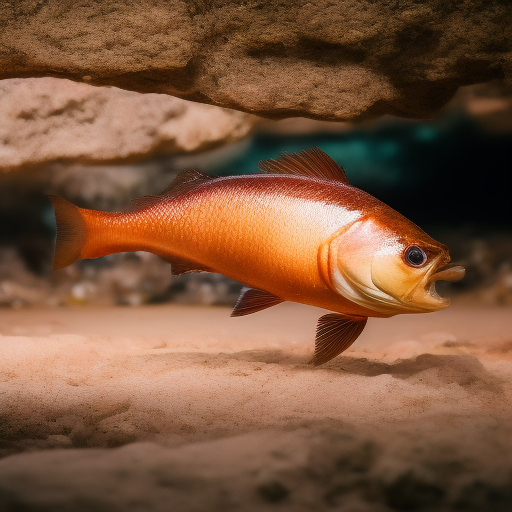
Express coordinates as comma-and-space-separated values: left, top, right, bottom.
325, 220, 404, 315
324, 219, 449, 315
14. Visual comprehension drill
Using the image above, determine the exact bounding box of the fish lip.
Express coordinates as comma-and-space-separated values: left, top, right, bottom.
430, 263, 465, 283
425, 262, 465, 304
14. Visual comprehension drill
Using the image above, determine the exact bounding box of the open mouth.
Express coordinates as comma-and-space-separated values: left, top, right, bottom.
427, 264, 465, 301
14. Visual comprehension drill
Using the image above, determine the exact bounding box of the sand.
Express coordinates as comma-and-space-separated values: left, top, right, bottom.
0, 302, 511, 511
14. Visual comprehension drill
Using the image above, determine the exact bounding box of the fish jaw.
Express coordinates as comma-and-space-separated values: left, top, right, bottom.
391, 255, 465, 312
419, 263, 466, 307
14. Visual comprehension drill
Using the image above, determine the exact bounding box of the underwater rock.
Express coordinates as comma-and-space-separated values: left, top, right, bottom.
0, 248, 51, 308
0, 249, 171, 308
448, 81, 512, 133
0, 1, 511, 121
0, 78, 255, 172
0, 247, 239, 309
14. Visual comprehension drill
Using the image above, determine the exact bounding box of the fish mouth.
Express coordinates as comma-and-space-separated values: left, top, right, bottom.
426, 263, 465, 303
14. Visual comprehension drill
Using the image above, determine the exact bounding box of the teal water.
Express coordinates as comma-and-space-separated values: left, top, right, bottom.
205, 112, 511, 227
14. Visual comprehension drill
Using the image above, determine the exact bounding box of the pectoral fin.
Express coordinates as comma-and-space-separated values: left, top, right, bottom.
231, 287, 284, 317
309, 314, 367, 366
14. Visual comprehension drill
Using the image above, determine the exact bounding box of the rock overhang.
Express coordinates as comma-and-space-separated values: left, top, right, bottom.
1, 0, 511, 121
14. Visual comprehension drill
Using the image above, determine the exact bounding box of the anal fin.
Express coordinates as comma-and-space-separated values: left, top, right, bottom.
309, 314, 367, 366
162, 255, 212, 276
231, 287, 284, 317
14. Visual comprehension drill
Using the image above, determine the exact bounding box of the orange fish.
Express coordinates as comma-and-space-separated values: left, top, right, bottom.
49, 148, 464, 365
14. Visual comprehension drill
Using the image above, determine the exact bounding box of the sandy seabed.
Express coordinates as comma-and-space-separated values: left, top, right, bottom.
0, 301, 511, 511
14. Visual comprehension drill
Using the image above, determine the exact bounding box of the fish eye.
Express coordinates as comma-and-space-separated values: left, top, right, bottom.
404, 245, 427, 267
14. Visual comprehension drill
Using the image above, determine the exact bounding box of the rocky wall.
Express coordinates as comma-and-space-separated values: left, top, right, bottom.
1, 1, 511, 121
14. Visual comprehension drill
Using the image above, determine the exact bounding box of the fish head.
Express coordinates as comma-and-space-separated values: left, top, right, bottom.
328, 215, 465, 315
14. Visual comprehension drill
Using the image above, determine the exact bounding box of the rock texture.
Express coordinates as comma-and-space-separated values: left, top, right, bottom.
0, 304, 511, 511
1, 1, 511, 121
0, 78, 254, 172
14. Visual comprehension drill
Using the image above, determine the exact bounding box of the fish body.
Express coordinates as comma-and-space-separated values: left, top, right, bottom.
50, 149, 464, 365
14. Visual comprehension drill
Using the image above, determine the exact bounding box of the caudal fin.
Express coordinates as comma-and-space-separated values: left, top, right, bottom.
48, 195, 87, 270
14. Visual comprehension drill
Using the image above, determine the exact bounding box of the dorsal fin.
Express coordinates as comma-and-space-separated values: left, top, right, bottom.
131, 169, 212, 211
259, 148, 349, 184
230, 288, 284, 317
160, 169, 211, 196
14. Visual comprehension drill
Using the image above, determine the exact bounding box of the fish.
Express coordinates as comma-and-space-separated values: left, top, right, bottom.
49, 148, 465, 365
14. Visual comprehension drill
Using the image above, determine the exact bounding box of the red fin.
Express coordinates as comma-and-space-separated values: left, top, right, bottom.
48, 196, 88, 271
230, 288, 284, 317
131, 196, 163, 210
309, 314, 367, 366
162, 255, 213, 276
259, 148, 349, 183
160, 169, 211, 195
131, 169, 212, 211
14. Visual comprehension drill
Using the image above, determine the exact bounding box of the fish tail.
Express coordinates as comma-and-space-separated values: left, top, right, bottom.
49, 196, 89, 270
49, 195, 151, 270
